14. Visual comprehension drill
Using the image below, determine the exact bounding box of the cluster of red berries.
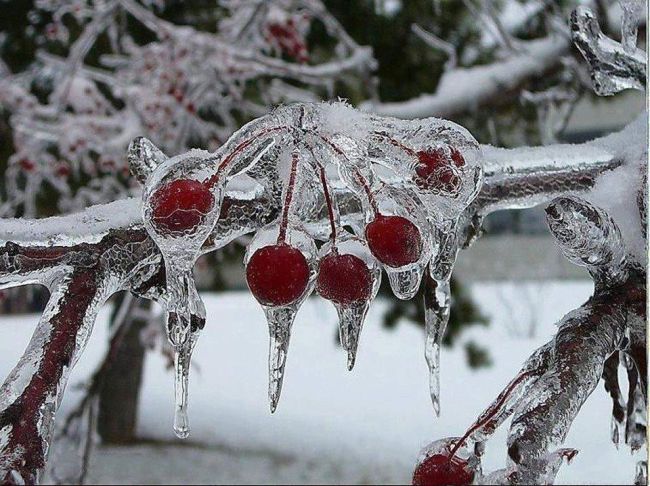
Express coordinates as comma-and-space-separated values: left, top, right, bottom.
265, 20, 309, 64
415, 146, 465, 194
246, 213, 422, 307
150, 178, 424, 308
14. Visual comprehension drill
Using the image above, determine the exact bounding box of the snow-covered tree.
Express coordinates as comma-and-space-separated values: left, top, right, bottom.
0, 0, 646, 485
0, 0, 374, 217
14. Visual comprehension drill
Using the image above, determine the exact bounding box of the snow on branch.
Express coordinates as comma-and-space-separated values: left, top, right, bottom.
361, 36, 569, 119
361, 0, 577, 120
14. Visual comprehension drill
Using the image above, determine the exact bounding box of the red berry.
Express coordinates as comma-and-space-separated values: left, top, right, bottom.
365, 215, 422, 268
19, 158, 35, 172
55, 163, 70, 178
317, 252, 372, 305
246, 244, 310, 306
415, 148, 461, 193
412, 453, 474, 486
150, 179, 214, 234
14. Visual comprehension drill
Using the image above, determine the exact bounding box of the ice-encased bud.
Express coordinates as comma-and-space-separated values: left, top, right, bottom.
244, 224, 317, 412
128, 137, 168, 185
545, 196, 625, 270
316, 234, 381, 369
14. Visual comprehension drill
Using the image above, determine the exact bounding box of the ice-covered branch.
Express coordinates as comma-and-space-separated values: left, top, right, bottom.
0, 235, 148, 484
0, 100, 644, 483
414, 193, 645, 485
571, 5, 647, 95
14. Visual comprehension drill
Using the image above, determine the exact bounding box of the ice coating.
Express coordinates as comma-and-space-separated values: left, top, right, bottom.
0, 79, 645, 483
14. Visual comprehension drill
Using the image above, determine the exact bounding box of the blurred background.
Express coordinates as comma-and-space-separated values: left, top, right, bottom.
0, 0, 645, 484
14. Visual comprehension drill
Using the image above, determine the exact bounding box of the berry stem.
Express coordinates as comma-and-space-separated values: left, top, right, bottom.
447, 369, 535, 461
277, 150, 300, 244
306, 142, 338, 245
373, 131, 416, 157
319, 135, 379, 216
318, 163, 337, 244
205, 126, 285, 187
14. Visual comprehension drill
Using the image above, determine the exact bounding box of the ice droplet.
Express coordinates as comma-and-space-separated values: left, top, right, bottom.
336, 300, 370, 371
387, 264, 425, 300
265, 305, 297, 413
173, 344, 192, 439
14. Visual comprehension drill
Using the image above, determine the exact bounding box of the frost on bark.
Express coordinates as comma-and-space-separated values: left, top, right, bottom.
0, 2, 646, 485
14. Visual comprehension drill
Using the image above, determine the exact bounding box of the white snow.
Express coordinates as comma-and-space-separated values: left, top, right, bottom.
0, 281, 642, 484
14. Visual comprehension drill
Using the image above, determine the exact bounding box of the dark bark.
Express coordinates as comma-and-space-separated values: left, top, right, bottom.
97, 295, 151, 444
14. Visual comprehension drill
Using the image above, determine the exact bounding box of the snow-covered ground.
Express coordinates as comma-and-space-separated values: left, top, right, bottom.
0, 280, 643, 484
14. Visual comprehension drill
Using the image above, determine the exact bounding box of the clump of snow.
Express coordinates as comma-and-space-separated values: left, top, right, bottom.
586, 114, 647, 264
0, 197, 143, 247
319, 101, 372, 141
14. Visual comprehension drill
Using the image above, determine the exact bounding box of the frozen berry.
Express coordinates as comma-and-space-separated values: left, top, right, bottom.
317, 252, 372, 305
365, 215, 422, 268
150, 179, 214, 234
246, 244, 310, 306
415, 148, 461, 193
412, 453, 474, 486
55, 163, 70, 178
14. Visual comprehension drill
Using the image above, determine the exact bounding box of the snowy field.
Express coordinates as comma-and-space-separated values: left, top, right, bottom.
0, 281, 643, 485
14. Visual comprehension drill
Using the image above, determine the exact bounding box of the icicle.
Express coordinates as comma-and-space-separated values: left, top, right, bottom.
423, 274, 450, 416
315, 234, 381, 371
265, 305, 296, 413
173, 343, 192, 439
611, 417, 623, 448
336, 300, 370, 370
